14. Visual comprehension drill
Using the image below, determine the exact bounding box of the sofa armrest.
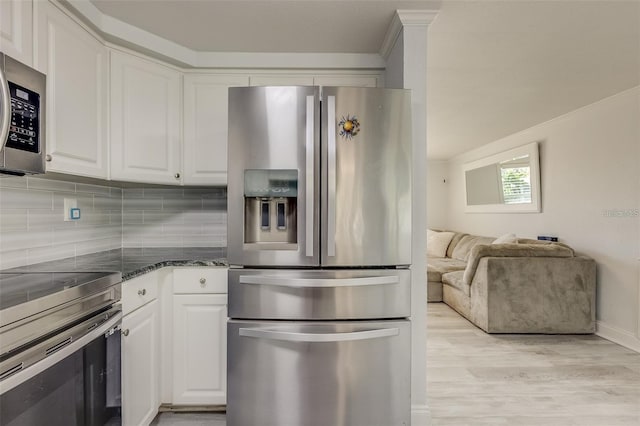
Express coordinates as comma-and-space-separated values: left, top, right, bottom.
463, 243, 575, 286
468, 256, 596, 333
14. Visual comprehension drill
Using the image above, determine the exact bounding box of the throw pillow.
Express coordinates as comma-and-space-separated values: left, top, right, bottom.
427, 229, 455, 257
492, 233, 518, 244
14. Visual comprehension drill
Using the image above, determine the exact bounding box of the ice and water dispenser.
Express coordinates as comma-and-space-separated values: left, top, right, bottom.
244, 170, 297, 249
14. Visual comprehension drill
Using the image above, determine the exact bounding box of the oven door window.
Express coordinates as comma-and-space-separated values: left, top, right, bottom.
0, 330, 121, 426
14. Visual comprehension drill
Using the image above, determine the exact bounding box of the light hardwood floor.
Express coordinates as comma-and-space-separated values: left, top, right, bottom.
153, 302, 640, 425
427, 302, 640, 425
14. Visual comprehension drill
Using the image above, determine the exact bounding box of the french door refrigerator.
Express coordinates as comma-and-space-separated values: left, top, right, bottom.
227, 86, 412, 426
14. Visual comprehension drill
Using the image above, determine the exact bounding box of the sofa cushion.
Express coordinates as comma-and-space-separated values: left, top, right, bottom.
451, 234, 496, 261
446, 232, 468, 258
427, 230, 455, 258
442, 271, 469, 296
426, 257, 467, 282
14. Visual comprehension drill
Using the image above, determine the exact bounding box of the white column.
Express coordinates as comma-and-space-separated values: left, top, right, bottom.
382, 9, 439, 426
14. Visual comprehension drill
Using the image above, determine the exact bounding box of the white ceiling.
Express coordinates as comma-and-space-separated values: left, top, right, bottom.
88, 0, 640, 160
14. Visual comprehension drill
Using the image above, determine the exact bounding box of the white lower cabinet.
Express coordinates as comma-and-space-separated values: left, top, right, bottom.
122, 298, 160, 426
172, 294, 227, 405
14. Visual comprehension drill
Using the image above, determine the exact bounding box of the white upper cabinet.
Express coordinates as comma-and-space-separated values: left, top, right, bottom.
36, 1, 108, 178
110, 49, 182, 184
313, 75, 379, 87
0, 0, 33, 67
183, 74, 248, 185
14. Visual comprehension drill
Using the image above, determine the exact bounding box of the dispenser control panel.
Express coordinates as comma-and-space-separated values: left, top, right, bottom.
244, 169, 298, 248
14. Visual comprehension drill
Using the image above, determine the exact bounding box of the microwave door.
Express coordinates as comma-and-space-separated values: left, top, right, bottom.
321, 87, 413, 267
227, 86, 321, 267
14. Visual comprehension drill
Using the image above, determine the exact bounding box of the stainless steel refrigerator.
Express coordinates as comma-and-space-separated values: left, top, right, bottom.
227, 86, 412, 426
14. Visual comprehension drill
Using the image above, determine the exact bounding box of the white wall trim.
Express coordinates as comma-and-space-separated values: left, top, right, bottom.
411, 404, 432, 426
379, 10, 439, 59
596, 320, 640, 353
61, 0, 385, 69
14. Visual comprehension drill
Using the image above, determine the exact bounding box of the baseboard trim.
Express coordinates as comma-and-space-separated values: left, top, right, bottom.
411, 404, 431, 426
596, 320, 640, 353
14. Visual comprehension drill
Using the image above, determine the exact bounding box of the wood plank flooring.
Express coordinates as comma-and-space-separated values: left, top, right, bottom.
153, 302, 640, 425
427, 302, 640, 425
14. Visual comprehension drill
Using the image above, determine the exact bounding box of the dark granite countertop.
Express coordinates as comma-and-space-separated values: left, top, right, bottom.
1, 247, 228, 281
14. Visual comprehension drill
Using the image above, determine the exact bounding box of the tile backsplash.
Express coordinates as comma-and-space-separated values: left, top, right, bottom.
121, 187, 227, 248
0, 175, 227, 270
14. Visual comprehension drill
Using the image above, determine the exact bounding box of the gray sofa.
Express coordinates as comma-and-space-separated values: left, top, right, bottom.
427, 231, 596, 334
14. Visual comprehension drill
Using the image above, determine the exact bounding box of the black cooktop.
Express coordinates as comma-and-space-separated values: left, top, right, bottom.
0, 271, 121, 312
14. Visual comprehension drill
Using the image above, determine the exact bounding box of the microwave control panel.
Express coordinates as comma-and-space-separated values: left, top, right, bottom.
6, 81, 40, 154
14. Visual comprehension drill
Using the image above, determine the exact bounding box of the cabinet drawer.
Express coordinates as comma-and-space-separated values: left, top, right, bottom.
173, 268, 228, 294
122, 271, 159, 315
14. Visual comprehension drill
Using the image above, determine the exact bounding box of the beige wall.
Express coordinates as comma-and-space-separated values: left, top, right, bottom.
443, 87, 640, 350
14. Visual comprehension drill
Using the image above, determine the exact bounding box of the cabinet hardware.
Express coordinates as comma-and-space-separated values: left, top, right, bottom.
138, 289, 147, 296
122, 329, 130, 336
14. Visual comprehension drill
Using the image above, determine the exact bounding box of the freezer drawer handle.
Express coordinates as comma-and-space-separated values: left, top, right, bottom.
239, 327, 399, 342
238, 275, 399, 288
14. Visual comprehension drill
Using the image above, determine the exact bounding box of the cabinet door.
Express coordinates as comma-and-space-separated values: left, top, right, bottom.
183, 74, 248, 185
36, 2, 108, 178
173, 294, 227, 405
0, 0, 33, 67
122, 299, 160, 426
110, 50, 182, 184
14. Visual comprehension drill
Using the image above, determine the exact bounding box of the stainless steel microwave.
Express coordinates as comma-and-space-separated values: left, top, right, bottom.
0, 52, 46, 176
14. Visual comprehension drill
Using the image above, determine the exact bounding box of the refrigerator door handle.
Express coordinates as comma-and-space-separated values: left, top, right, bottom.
305, 95, 315, 257
238, 275, 399, 288
238, 327, 399, 343
327, 95, 337, 257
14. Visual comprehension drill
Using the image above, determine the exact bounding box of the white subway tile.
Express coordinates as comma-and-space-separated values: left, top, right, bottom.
0, 176, 28, 189
28, 177, 76, 192
0, 209, 28, 231
0, 188, 53, 210
0, 248, 29, 269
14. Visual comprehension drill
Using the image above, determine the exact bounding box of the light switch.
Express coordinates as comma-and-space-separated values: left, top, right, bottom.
70, 208, 81, 220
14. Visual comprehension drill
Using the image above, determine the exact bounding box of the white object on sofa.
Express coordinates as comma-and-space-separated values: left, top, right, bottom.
491, 233, 518, 244
427, 230, 455, 258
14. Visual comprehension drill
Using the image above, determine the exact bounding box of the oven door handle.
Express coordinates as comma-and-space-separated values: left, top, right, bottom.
239, 327, 399, 342
0, 307, 122, 395
0, 63, 11, 152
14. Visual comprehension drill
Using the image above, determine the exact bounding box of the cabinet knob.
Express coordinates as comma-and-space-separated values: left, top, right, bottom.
45, 154, 52, 162
200, 277, 206, 286
122, 329, 130, 336
138, 288, 147, 296
174, 172, 181, 179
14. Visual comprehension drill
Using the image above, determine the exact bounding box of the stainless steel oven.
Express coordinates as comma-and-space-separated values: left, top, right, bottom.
0, 52, 46, 176
0, 272, 122, 426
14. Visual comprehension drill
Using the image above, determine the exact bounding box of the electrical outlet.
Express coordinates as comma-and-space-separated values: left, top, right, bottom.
64, 198, 78, 221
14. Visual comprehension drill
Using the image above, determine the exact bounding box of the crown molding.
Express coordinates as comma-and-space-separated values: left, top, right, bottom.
379, 9, 439, 60
61, 0, 385, 69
